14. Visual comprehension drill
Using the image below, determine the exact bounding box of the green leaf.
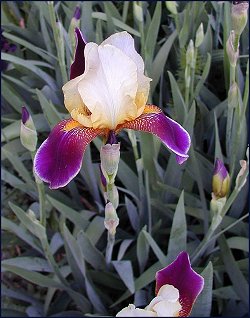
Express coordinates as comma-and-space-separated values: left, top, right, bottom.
218, 235, 249, 307
85, 216, 106, 246
2, 264, 64, 289
36, 89, 62, 128
167, 191, 187, 263
77, 231, 106, 270
214, 112, 223, 162
125, 196, 140, 232
142, 230, 167, 266
144, 2, 162, 67
151, 30, 177, 93
193, 53, 211, 99
1, 257, 51, 272
113, 260, 135, 294
137, 226, 149, 273
8, 202, 46, 240
168, 71, 187, 124
2, 148, 35, 186
47, 195, 90, 230
2, 31, 56, 63
191, 262, 213, 317
92, 12, 140, 37
1, 216, 43, 254
1, 53, 57, 90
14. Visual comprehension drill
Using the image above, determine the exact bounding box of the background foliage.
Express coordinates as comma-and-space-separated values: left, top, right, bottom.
1, 1, 249, 317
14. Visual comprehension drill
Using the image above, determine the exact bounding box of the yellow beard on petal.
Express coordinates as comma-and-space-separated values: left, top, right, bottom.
64, 120, 82, 131
71, 108, 93, 128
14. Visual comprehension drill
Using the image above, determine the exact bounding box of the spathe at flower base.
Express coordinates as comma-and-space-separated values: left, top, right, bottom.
34, 29, 191, 189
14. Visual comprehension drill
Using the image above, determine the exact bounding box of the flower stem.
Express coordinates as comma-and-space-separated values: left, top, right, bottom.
31, 152, 46, 227
48, 1, 68, 84
105, 232, 115, 266
190, 48, 197, 102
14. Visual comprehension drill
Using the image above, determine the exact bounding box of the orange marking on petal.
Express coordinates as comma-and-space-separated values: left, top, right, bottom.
143, 105, 162, 114
64, 120, 82, 131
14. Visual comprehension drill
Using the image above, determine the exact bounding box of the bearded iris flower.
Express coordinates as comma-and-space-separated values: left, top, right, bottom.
116, 251, 204, 317
34, 29, 191, 189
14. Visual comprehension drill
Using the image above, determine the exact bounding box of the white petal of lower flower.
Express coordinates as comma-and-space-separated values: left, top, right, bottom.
152, 300, 182, 317
145, 296, 164, 311
116, 304, 157, 317
101, 31, 151, 108
78, 42, 138, 129
157, 284, 180, 302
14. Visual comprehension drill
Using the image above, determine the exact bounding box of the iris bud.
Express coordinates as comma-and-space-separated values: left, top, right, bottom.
107, 184, 119, 210
195, 23, 204, 48
212, 159, 230, 199
226, 31, 239, 67
186, 40, 194, 67
166, 1, 178, 15
231, 1, 249, 36
20, 106, 37, 152
104, 202, 119, 235
100, 142, 120, 178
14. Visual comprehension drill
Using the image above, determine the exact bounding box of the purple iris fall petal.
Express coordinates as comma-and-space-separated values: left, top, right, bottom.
34, 119, 103, 189
155, 251, 204, 317
119, 109, 191, 164
70, 28, 86, 80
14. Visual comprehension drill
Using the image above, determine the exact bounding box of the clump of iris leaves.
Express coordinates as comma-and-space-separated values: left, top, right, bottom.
1, 1, 249, 317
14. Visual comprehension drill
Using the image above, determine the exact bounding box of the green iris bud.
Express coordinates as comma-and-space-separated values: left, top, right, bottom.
226, 31, 239, 67
20, 106, 37, 152
231, 1, 249, 36
195, 23, 204, 48
104, 202, 119, 235
212, 159, 230, 199
166, 1, 178, 15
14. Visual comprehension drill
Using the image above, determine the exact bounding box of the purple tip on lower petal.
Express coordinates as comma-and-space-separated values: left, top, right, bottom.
120, 110, 191, 164
34, 120, 103, 189
73, 6, 81, 20
156, 251, 204, 317
21, 106, 30, 124
70, 28, 86, 80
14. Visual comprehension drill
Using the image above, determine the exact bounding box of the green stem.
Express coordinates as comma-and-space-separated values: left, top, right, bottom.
31, 152, 46, 227
190, 48, 197, 101
230, 64, 236, 86
242, 59, 249, 116
105, 232, 115, 265
48, 1, 68, 84
40, 236, 70, 287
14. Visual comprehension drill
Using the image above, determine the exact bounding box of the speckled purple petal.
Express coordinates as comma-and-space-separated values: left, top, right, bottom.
214, 158, 228, 179
156, 251, 204, 317
118, 108, 191, 164
70, 28, 86, 80
34, 119, 103, 189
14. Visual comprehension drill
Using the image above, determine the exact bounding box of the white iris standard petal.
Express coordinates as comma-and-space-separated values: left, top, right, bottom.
102, 31, 151, 109
77, 42, 138, 129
